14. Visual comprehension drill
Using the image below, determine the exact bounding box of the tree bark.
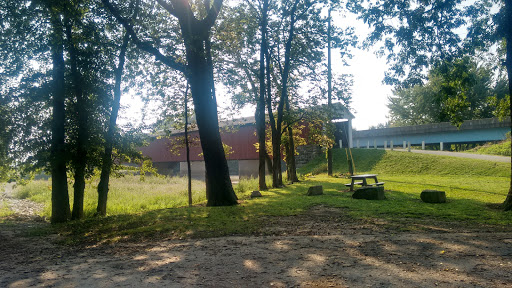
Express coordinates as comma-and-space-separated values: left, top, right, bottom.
327, 7, 333, 176
502, 0, 512, 211
265, 48, 282, 187
65, 18, 88, 220
184, 84, 192, 207
280, 0, 300, 184
48, 6, 70, 224
178, 6, 237, 206
257, 0, 269, 191
285, 106, 298, 183
96, 30, 130, 216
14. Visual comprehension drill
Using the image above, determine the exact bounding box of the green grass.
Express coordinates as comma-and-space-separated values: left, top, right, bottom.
11, 174, 262, 218
0, 200, 13, 218
4, 149, 511, 245
467, 138, 511, 156
299, 148, 510, 177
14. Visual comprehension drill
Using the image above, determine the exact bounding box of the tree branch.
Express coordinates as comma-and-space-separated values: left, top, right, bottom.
155, 0, 178, 17
203, 0, 223, 28
101, 0, 187, 74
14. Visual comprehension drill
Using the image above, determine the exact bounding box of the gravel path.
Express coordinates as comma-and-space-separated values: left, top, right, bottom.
1, 204, 511, 287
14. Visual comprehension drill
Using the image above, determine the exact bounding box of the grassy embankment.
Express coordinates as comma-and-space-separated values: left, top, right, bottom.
4, 148, 511, 244
466, 137, 511, 156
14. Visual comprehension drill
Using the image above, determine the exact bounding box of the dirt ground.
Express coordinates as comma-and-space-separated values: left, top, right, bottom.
1, 184, 511, 287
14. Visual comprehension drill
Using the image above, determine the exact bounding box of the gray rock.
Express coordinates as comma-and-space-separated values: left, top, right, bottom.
306, 185, 323, 196
420, 190, 446, 203
250, 191, 262, 198
352, 186, 386, 200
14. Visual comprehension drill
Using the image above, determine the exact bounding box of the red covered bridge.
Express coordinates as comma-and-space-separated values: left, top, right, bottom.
140, 104, 354, 179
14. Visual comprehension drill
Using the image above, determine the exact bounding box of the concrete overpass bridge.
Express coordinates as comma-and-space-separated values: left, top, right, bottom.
352, 117, 511, 150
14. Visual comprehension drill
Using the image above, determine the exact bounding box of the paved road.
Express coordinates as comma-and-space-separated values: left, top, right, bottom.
390, 148, 511, 163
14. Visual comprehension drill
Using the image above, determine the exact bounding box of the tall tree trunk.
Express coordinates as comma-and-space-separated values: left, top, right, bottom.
103, 0, 236, 205
265, 49, 282, 188
285, 106, 298, 183
184, 84, 192, 207
65, 19, 88, 220
327, 7, 333, 176
96, 31, 130, 216
503, 0, 512, 211
48, 7, 70, 224
257, 0, 269, 191
180, 20, 237, 206
280, 0, 300, 184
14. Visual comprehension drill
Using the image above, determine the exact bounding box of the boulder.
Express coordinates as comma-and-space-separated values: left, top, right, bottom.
250, 191, 263, 198
352, 186, 386, 200
420, 190, 446, 203
306, 185, 323, 196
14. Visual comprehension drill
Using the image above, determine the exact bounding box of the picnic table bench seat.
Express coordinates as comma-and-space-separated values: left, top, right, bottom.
368, 182, 385, 186
345, 182, 363, 187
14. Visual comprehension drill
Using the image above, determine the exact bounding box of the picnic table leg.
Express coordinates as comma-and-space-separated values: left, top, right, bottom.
350, 178, 355, 191
362, 179, 368, 186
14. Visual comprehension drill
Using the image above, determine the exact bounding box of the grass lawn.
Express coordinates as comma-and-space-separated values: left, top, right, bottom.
466, 137, 511, 156
4, 148, 511, 245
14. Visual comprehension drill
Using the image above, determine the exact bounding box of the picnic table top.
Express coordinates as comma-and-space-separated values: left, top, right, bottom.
351, 174, 378, 178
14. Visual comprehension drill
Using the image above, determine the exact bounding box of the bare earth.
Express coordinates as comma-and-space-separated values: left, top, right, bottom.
1, 185, 511, 287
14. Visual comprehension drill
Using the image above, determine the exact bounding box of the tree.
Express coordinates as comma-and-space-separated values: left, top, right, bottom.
46, 1, 72, 223
97, 0, 139, 216
102, 0, 238, 206
327, 6, 333, 176
258, 0, 270, 190
388, 56, 503, 126
498, 0, 512, 210
214, 1, 268, 190
352, 0, 511, 210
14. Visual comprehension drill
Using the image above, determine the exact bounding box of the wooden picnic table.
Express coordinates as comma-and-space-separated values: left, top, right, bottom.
345, 174, 385, 191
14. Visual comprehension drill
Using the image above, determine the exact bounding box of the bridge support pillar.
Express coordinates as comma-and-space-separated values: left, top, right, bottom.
356, 140, 359, 148
408, 141, 411, 152
390, 141, 393, 151
384, 141, 387, 149
403, 141, 406, 149
374, 140, 377, 149
440, 142, 444, 151
422, 141, 425, 150
367, 141, 369, 149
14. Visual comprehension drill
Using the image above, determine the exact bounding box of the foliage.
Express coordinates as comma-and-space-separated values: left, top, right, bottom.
388, 56, 507, 126
350, 0, 495, 87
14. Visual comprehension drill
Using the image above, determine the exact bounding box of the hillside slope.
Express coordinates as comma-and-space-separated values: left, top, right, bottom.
299, 148, 510, 177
